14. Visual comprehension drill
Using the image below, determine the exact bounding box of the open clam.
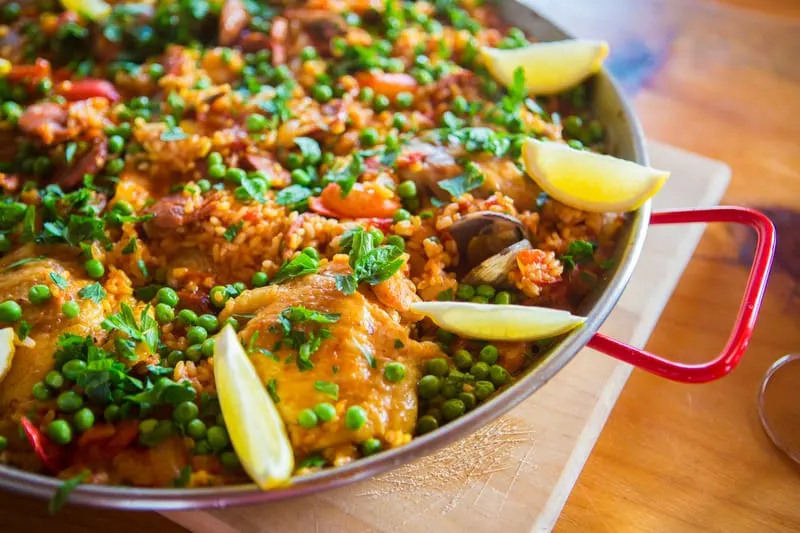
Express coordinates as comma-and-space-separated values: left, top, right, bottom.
447, 211, 532, 287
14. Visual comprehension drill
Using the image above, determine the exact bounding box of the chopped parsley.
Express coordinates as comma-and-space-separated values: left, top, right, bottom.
358, 344, 376, 369
122, 237, 137, 254
394, 339, 404, 349
294, 137, 321, 165
3, 255, 45, 271
223, 221, 243, 242
125, 376, 196, 407
271, 252, 319, 285
322, 153, 364, 196
17, 320, 31, 340
173, 466, 192, 488
78, 282, 106, 304
272, 306, 340, 371
560, 240, 596, 271
314, 380, 339, 400
438, 161, 485, 199
275, 184, 312, 209
335, 227, 405, 295
101, 303, 159, 353
49, 470, 90, 515
266, 378, 280, 404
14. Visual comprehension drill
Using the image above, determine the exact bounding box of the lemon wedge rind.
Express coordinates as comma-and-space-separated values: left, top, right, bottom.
214, 325, 294, 490
409, 301, 586, 342
0, 327, 15, 384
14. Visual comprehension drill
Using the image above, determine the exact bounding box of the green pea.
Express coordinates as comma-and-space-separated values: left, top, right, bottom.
251, 271, 269, 287
383, 362, 406, 383
186, 344, 203, 362
155, 303, 175, 324
365, 229, 383, 248
426, 358, 449, 377
0, 300, 22, 322
396, 180, 417, 199
393, 209, 411, 222
107, 134, 124, 153
359, 127, 379, 147
344, 405, 367, 431
245, 113, 268, 132
220, 451, 240, 469
453, 349, 473, 371
194, 439, 212, 455
470, 362, 490, 380
452, 96, 469, 115
395, 92, 413, 109
494, 291, 512, 305
455, 284, 475, 301
297, 408, 319, 429
392, 113, 407, 130
441, 398, 466, 421
186, 418, 207, 440
197, 314, 219, 333
417, 375, 441, 399
470, 295, 490, 304
224, 317, 240, 331
312, 84, 333, 102
177, 309, 198, 326
286, 152, 303, 169
489, 365, 509, 386
361, 438, 382, 456
567, 139, 584, 150
138, 418, 156, 433
290, 168, 311, 186
57, 390, 84, 413
44, 370, 64, 389
415, 415, 438, 435
173, 401, 200, 424
479, 345, 499, 365
156, 287, 179, 307
373, 94, 390, 112
207, 425, 230, 450
0, 436, 7, 452
563, 115, 583, 138
84, 259, 105, 279
313, 402, 336, 422
586, 119, 604, 143
475, 284, 496, 299
208, 164, 226, 180
301, 247, 319, 260
300, 46, 318, 61
201, 338, 216, 357
62, 359, 87, 381
474, 380, 496, 401
104, 404, 120, 423
32, 381, 51, 401
73, 408, 95, 432
386, 235, 405, 250
358, 87, 374, 103
28, 284, 51, 305
436, 329, 455, 344
47, 419, 72, 445
459, 392, 476, 410
209, 286, 230, 308
207, 152, 223, 167
186, 326, 208, 345
441, 381, 459, 399
224, 168, 245, 185
414, 70, 434, 85
167, 350, 185, 366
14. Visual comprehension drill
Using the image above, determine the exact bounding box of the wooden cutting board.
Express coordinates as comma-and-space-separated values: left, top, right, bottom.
162, 140, 731, 533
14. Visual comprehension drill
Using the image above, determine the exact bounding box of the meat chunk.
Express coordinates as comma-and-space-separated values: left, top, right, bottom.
143, 193, 208, 232
0, 246, 109, 417
219, 0, 250, 46
396, 140, 463, 201
18, 103, 69, 145
53, 139, 108, 191
219, 263, 440, 457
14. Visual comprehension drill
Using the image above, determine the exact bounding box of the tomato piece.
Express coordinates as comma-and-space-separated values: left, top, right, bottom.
7, 59, 51, 81
20, 416, 63, 473
308, 195, 341, 218
355, 72, 418, 99
56, 79, 120, 102
319, 183, 400, 219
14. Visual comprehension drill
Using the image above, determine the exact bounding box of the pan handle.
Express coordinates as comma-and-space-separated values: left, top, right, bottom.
588, 206, 776, 383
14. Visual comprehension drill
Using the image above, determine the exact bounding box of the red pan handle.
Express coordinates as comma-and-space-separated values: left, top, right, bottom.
588, 206, 776, 383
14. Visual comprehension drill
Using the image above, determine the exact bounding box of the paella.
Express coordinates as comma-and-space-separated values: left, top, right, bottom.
0, 0, 666, 500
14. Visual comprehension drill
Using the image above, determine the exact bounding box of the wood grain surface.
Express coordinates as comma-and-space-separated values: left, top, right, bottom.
0, 0, 798, 531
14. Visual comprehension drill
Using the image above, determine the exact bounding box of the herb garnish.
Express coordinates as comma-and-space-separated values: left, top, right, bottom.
267, 378, 280, 404
314, 380, 339, 400
101, 303, 159, 353
223, 221, 243, 242
272, 306, 340, 371
334, 227, 405, 295
271, 252, 319, 285
560, 240, 596, 271
438, 161, 485, 198
78, 282, 106, 303
49, 470, 90, 514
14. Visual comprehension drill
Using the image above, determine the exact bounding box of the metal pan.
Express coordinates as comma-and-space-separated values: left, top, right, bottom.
0, 1, 776, 510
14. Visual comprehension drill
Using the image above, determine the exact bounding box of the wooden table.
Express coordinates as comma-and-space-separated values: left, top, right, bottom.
1, 0, 799, 531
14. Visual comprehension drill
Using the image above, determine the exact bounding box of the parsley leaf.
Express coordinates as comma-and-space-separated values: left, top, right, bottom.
560, 240, 596, 271
0, 203, 27, 229
322, 153, 364, 196
271, 253, 319, 285
17, 320, 31, 340
438, 162, 485, 198
275, 184, 312, 209
358, 343, 376, 368
160, 125, 187, 141
267, 378, 280, 404
101, 303, 159, 353
21, 205, 36, 243
3, 255, 45, 271
500, 66, 527, 113
336, 227, 405, 295
295, 137, 321, 165
49, 470, 90, 515
64, 142, 77, 165
122, 237, 137, 254
272, 306, 340, 371
239, 174, 268, 204
223, 221, 243, 242
314, 380, 339, 400
125, 377, 195, 407
78, 282, 106, 304
334, 274, 357, 295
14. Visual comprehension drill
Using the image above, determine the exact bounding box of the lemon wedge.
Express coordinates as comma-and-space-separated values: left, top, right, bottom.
0, 328, 15, 384
60, 0, 112, 20
521, 138, 669, 212
213, 325, 294, 489
409, 302, 586, 342
481, 40, 609, 95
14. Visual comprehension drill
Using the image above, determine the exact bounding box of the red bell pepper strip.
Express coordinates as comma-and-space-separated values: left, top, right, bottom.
20, 416, 63, 473
56, 79, 121, 102
7, 58, 51, 81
